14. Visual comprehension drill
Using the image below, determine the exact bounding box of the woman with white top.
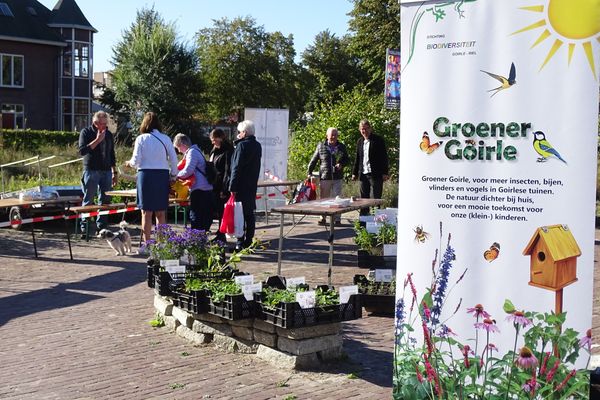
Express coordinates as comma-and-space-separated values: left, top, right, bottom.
125, 112, 178, 246
173, 133, 214, 231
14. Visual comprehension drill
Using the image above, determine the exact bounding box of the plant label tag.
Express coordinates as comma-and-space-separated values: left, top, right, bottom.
242, 282, 262, 301
375, 208, 398, 226
383, 244, 398, 256
286, 276, 305, 289
359, 215, 375, 223
160, 259, 179, 267
166, 265, 185, 276
366, 221, 380, 233
339, 285, 358, 303
375, 269, 394, 282
296, 291, 316, 309
235, 275, 254, 285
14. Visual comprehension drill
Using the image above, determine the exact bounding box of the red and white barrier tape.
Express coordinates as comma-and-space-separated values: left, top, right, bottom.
256, 190, 289, 200
0, 214, 65, 228
264, 171, 283, 182
1, 205, 143, 228
63, 206, 139, 220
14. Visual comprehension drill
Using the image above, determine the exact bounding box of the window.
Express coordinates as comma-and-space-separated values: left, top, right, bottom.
62, 98, 89, 131
1, 104, 25, 129
63, 48, 72, 77
0, 3, 14, 17
73, 43, 89, 78
0, 54, 24, 87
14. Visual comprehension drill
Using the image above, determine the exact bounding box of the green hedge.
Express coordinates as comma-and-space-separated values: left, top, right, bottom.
0, 129, 80, 151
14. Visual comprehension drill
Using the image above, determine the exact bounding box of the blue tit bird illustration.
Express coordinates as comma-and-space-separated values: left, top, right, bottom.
533, 131, 566, 163
481, 62, 516, 97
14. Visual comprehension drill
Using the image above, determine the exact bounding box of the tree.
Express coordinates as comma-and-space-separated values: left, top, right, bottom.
102, 8, 202, 134
288, 84, 399, 181
347, 0, 400, 93
196, 17, 304, 122
301, 30, 366, 111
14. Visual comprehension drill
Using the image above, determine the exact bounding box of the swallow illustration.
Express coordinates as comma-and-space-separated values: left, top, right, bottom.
481, 62, 516, 97
533, 131, 566, 163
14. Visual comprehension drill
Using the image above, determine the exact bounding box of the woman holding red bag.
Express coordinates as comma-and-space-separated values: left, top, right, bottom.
209, 128, 233, 242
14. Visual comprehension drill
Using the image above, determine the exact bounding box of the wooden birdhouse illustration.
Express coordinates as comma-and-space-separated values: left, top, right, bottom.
522, 224, 581, 291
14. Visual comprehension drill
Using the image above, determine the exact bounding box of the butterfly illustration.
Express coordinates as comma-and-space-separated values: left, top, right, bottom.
420, 132, 442, 154
483, 242, 500, 262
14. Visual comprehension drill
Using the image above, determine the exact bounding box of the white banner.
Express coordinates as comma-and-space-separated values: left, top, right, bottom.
244, 108, 290, 211
397, 0, 599, 395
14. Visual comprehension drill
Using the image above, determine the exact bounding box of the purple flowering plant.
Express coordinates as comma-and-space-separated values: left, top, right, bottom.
145, 224, 185, 261
393, 222, 589, 399
146, 224, 263, 272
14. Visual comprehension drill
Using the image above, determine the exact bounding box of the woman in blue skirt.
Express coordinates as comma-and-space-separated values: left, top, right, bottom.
125, 112, 178, 247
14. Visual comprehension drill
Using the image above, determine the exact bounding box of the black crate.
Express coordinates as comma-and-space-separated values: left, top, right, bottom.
361, 294, 395, 316
147, 266, 155, 288
208, 293, 255, 320
356, 250, 397, 269
353, 274, 395, 316
154, 271, 172, 296
154, 269, 237, 297
172, 289, 210, 314
254, 293, 362, 329
146, 261, 160, 288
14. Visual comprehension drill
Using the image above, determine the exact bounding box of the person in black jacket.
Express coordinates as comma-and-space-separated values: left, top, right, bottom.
78, 111, 117, 236
351, 119, 389, 216
229, 120, 262, 251
209, 128, 234, 242
307, 127, 349, 224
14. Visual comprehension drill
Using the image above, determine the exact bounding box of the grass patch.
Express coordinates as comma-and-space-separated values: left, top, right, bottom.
169, 383, 185, 390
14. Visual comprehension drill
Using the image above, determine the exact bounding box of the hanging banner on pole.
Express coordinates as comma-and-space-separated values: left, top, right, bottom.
384, 48, 401, 109
244, 108, 290, 211
396, 0, 599, 397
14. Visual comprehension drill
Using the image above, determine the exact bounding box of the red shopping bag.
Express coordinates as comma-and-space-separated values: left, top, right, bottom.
290, 179, 317, 204
219, 193, 236, 234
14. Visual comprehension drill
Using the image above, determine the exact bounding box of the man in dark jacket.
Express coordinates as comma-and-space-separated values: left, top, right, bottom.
78, 111, 117, 236
307, 127, 349, 224
352, 119, 389, 215
229, 120, 262, 251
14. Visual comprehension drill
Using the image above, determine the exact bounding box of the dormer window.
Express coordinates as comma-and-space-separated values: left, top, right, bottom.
0, 2, 14, 17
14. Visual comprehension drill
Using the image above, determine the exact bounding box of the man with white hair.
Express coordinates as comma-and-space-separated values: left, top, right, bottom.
78, 111, 117, 237
229, 120, 262, 251
307, 127, 349, 225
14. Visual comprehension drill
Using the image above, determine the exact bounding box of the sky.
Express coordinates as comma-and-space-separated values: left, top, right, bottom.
38, 0, 353, 73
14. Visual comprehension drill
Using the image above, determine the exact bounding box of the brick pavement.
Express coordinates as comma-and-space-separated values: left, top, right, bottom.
0, 213, 394, 400
2, 214, 598, 399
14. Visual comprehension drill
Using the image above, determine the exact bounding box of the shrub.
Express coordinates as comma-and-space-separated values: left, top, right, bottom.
0, 129, 79, 151
288, 84, 399, 182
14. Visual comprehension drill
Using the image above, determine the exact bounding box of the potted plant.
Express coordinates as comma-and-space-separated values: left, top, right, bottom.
375, 214, 397, 256
354, 220, 397, 268
254, 281, 362, 328
354, 274, 396, 316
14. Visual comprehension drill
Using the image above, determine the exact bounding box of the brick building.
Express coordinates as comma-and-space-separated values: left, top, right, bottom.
0, 0, 95, 131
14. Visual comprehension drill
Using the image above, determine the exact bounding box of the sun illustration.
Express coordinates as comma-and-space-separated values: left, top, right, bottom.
512, 0, 600, 77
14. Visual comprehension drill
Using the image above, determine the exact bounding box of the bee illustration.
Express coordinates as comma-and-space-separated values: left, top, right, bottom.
419, 132, 443, 154
465, 139, 476, 145
414, 225, 431, 243
483, 242, 500, 262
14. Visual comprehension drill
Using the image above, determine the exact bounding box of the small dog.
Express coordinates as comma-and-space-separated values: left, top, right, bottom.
98, 221, 132, 256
